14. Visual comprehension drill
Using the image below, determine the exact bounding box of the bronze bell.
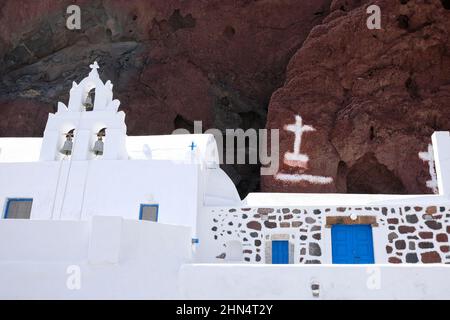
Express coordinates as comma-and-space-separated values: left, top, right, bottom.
92, 136, 104, 156
83, 92, 94, 111
60, 135, 73, 156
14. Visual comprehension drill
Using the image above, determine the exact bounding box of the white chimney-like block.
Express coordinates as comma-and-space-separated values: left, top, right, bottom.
432, 131, 450, 197
88, 215, 123, 265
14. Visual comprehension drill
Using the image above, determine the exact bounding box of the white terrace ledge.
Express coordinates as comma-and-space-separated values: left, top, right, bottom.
179, 263, 450, 300
242, 192, 448, 207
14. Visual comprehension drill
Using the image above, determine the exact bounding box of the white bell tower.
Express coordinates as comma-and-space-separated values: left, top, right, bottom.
39, 61, 128, 161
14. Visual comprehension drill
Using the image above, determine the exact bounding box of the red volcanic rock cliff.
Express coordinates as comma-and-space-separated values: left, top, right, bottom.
263, 0, 450, 195
1, 0, 449, 196
0, 0, 331, 197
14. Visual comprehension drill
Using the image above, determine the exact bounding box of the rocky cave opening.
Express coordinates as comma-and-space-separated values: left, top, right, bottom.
346, 153, 407, 194
168, 9, 196, 31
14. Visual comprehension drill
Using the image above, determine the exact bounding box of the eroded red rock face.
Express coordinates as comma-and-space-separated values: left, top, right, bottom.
0, 99, 53, 137
2, 0, 450, 196
0, 0, 331, 197
263, 0, 450, 194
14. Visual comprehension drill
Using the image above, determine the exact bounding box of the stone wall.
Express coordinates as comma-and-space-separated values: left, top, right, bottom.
207, 205, 450, 264
382, 206, 450, 264
210, 207, 325, 264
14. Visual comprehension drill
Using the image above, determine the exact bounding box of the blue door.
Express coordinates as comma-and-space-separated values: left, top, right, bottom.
272, 240, 289, 264
331, 225, 374, 264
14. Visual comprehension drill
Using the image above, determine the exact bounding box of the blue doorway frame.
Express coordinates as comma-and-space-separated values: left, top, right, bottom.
331, 224, 375, 264
272, 240, 289, 264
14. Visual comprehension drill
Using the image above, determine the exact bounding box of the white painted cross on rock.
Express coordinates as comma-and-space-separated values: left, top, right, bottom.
275, 114, 333, 185
284, 115, 315, 169
419, 144, 438, 194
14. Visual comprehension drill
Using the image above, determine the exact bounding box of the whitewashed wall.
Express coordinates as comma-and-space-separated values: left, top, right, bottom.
0, 138, 42, 162
2, 217, 450, 299
69, 160, 200, 232
0, 160, 201, 236
0, 217, 192, 299
0, 162, 60, 219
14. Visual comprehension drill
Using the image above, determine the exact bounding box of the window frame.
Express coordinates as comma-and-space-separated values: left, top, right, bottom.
139, 204, 159, 222
4, 198, 33, 219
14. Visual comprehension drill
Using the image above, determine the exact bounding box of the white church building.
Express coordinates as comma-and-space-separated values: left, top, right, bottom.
1, 63, 450, 299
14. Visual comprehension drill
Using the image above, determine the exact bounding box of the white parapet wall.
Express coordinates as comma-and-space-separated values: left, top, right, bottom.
0, 217, 192, 299
3, 217, 450, 299
179, 264, 450, 300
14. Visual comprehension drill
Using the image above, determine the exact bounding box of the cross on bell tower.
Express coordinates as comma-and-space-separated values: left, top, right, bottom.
89, 61, 100, 77
90, 61, 99, 70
